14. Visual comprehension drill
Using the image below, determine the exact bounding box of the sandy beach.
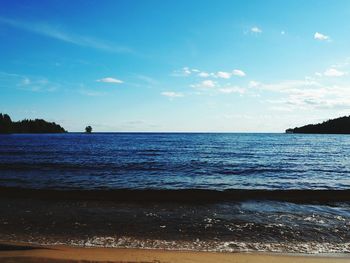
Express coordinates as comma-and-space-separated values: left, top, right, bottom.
0, 243, 349, 263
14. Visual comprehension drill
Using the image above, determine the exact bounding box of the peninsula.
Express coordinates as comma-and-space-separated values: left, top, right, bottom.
286, 116, 350, 134
0, 113, 66, 134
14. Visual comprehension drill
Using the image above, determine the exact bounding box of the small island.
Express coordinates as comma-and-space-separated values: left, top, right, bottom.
286, 115, 350, 134
0, 113, 67, 134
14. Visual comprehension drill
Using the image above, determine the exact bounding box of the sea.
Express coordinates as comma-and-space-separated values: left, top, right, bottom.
0, 133, 349, 254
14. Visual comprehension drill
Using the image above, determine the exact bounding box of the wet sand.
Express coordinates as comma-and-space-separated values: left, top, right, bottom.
2, 186, 350, 203
0, 243, 349, 263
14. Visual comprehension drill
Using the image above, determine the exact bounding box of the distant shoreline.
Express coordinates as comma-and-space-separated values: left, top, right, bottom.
286, 116, 350, 134
0, 113, 66, 134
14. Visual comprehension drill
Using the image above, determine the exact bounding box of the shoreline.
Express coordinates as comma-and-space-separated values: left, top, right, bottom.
0, 197, 349, 254
1, 186, 350, 203
0, 242, 349, 263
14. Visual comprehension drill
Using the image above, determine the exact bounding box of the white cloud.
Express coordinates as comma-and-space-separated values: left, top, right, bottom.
172, 67, 193, 77
324, 68, 346, 77
173, 67, 246, 79
200, 80, 216, 88
249, 80, 259, 88
330, 57, 350, 69
191, 80, 216, 89
161, 91, 184, 98
198, 72, 210, 78
0, 17, 132, 53
232, 69, 246, 77
218, 86, 245, 94
314, 32, 329, 41
253, 78, 350, 110
183, 67, 191, 75
96, 77, 123, 84
251, 26, 262, 33
216, 71, 231, 79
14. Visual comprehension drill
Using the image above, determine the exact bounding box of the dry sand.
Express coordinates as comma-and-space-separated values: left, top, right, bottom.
0, 242, 349, 263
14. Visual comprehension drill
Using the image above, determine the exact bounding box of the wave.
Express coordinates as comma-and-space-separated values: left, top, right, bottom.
67, 237, 350, 253
1, 186, 350, 203
0, 162, 166, 171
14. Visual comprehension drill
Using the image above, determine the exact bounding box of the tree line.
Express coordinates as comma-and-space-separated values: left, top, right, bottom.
0, 113, 67, 133
286, 116, 350, 134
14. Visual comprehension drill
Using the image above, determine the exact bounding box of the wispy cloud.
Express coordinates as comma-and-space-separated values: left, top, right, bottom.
0, 71, 59, 92
255, 79, 321, 92
18, 77, 59, 92
190, 80, 216, 89
137, 75, 158, 85
173, 67, 246, 79
0, 17, 132, 53
249, 80, 260, 88
79, 89, 107, 97
96, 77, 123, 84
0, 71, 21, 78
314, 32, 330, 41
172, 67, 193, 77
323, 68, 346, 77
161, 91, 184, 98
253, 78, 350, 110
218, 86, 245, 94
18, 77, 30, 86
198, 72, 210, 78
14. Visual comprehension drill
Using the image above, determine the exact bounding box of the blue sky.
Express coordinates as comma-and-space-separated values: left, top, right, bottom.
1, 0, 350, 132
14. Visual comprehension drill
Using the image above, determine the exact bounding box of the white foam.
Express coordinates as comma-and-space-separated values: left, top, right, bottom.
61, 236, 350, 254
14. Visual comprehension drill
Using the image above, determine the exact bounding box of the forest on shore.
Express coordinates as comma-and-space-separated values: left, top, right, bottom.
286, 116, 350, 134
0, 113, 66, 133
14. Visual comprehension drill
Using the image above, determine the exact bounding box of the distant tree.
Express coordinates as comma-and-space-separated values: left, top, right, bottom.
85, 126, 92, 133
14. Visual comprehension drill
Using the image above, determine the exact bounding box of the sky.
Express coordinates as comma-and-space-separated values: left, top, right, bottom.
1, 0, 350, 132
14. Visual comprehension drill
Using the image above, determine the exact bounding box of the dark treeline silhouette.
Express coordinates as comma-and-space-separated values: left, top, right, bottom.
286, 116, 350, 134
0, 113, 66, 134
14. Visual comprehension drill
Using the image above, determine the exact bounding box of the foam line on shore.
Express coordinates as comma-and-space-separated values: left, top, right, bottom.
0, 242, 349, 263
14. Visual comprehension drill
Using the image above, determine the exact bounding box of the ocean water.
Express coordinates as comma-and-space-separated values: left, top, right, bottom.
0, 133, 350, 253
1, 133, 350, 190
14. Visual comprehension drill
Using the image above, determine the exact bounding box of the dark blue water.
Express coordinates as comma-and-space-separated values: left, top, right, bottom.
0, 133, 350, 190
1, 133, 350, 253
